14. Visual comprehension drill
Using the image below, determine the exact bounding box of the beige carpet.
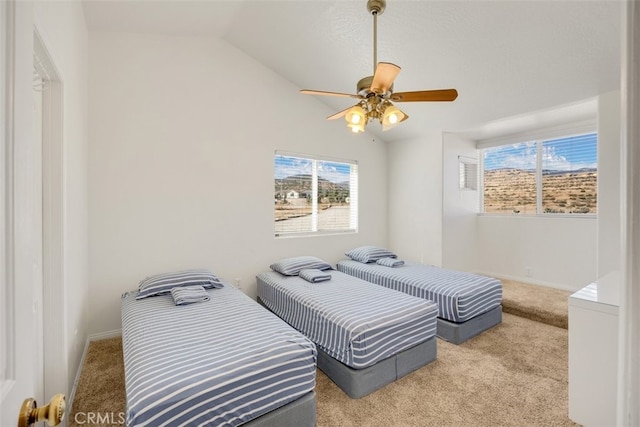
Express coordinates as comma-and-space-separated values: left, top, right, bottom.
70, 282, 576, 427
69, 337, 126, 427
501, 279, 571, 329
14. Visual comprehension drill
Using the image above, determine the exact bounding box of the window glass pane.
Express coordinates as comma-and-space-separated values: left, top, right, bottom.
317, 160, 352, 231
483, 142, 537, 214
274, 155, 313, 235
542, 133, 597, 214
274, 153, 357, 236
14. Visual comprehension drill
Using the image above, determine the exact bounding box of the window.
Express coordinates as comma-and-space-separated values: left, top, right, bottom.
274, 152, 358, 237
459, 156, 478, 191
481, 133, 597, 215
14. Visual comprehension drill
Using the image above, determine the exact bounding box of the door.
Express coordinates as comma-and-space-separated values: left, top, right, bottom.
1, 1, 46, 425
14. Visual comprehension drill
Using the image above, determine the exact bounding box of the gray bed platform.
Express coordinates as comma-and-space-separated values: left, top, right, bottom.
257, 296, 437, 399
317, 336, 437, 399
437, 305, 503, 344
244, 391, 316, 427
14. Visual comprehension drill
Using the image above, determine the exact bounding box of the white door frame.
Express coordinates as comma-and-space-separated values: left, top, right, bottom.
619, 0, 640, 425
34, 29, 66, 403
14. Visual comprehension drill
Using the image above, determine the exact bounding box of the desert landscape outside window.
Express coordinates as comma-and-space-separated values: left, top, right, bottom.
482, 133, 597, 215
274, 152, 358, 237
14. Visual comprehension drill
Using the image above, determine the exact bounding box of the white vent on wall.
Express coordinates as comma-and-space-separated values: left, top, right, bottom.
458, 156, 478, 191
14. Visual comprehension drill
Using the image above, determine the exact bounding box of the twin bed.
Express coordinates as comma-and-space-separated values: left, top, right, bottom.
256, 259, 439, 399
121, 249, 502, 424
337, 257, 503, 344
121, 272, 317, 427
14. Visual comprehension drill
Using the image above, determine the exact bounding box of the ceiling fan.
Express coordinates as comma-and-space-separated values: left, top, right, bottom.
300, 0, 458, 133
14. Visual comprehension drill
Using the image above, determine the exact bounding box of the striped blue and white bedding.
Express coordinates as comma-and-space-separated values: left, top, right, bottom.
337, 260, 502, 323
256, 270, 438, 369
121, 284, 317, 427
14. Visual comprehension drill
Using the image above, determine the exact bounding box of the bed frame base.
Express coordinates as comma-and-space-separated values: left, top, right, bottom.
437, 305, 502, 344
243, 390, 316, 427
257, 296, 438, 399
317, 336, 437, 399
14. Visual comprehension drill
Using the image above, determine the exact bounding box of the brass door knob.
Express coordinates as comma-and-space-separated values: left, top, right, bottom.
18, 393, 65, 427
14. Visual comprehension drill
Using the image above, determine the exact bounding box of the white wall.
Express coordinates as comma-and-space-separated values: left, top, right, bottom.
442, 133, 478, 272
387, 132, 443, 265
87, 32, 389, 334
476, 215, 597, 290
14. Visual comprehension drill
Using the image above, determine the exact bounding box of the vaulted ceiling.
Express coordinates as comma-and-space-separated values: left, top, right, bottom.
83, 0, 622, 142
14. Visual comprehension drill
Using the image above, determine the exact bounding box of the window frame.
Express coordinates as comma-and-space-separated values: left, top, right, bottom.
478, 125, 598, 217
274, 150, 358, 238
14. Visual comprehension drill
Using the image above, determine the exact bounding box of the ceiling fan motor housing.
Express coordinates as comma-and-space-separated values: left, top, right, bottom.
357, 76, 392, 97
357, 76, 374, 96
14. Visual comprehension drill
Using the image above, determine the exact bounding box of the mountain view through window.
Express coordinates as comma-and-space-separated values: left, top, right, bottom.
274, 153, 358, 236
482, 133, 597, 214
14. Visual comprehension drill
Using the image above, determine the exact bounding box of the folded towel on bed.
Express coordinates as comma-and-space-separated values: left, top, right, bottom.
299, 268, 332, 283
171, 285, 211, 305
376, 257, 405, 268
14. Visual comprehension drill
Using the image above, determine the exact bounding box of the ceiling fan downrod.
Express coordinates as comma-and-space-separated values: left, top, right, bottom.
367, 0, 386, 74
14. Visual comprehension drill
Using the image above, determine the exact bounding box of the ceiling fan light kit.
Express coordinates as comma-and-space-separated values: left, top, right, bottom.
381, 104, 407, 131
300, 0, 458, 133
346, 105, 367, 133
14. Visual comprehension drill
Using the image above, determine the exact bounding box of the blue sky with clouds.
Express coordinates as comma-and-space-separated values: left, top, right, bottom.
275, 155, 351, 183
483, 133, 597, 172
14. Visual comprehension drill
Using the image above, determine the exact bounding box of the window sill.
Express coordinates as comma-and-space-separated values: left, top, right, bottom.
477, 213, 597, 219
275, 229, 358, 239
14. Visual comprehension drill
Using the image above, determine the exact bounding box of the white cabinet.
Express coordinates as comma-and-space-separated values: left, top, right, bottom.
568, 272, 620, 426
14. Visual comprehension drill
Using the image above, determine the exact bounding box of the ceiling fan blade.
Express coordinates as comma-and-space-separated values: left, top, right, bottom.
300, 89, 360, 99
326, 105, 356, 120
370, 62, 401, 94
391, 89, 458, 102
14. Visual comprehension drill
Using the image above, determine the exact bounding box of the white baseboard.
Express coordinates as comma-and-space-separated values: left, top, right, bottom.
475, 271, 578, 292
67, 339, 90, 417
67, 329, 123, 415
88, 329, 122, 341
